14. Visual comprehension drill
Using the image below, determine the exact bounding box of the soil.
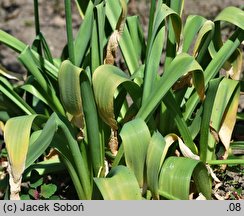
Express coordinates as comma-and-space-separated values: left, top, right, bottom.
0, 0, 244, 200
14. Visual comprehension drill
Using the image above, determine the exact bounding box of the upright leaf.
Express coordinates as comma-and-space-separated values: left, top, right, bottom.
120, 119, 150, 188
94, 166, 142, 200
4, 115, 38, 199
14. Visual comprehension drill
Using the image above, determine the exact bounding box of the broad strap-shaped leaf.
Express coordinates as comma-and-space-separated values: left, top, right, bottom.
5, 115, 38, 181
59, 60, 103, 177
137, 53, 203, 122
93, 64, 140, 130
193, 20, 215, 57
74, 1, 94, 66
219, 86, 240, 159
182, 15, 207, 53
200, 78, 239, 162
120, 118, 150, 188
183, 30, 244, 121
26, 115, 58, 168
0, 77, 35, 115
127, 16, 146, 62
183, 8, 244, 121
48, 113, 93, 199
4, 115, 39, 199
209, 79, 239, 158
0, 29, 26, 53
91, 2, 106, 72
163, 92, 198, 154
106, 0, 139, 73
58, 60, 83, 117
214, 6, 244, 30
158, 157, 211, 200
200, 78, 222, 162
163, 2, 182, 71
21, 83, 49, 106
19, 47, 65, 115
94, 165, 142, 200
142, 3, 181, 103
146, 131, 166, 199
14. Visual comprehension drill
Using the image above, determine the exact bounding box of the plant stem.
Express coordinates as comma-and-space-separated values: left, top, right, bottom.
64, 0, 75, 64
207, 160, 244, 165
34, 0, 40, 35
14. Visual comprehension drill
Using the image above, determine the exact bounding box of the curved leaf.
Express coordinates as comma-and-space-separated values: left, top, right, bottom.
58, 60, 83, 116
5, 115, 38, 182
26, 115, 57, 168
182, 15, 207, 53
4, 115, 39, 199
93, 64, 140, 130
94, 166, 142, 200
193, 20, 215, 57
208, 79, 239, 160
143, 3, 182, 103
21, 84, 49, 105
219, 85, 240, 159
120, 118, 150, 188
106, 0, 139, 73
214, 6, 244, 30
158, 157, 211, 200
137, 53, 202, 122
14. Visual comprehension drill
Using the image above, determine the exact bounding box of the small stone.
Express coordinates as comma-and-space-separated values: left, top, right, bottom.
51, 15, 66, 27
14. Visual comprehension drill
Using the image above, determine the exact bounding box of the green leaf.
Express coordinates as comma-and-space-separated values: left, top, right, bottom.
183, 29, 244, 121
80, 68, 104, 176
40, 184, 57, 199
59, 60, 103, 176
58, 60, 83, 116
200, 78, 240, 162
137, 53, 202, 122
0, 30, 26, 53
200, 78, 222, 162
146, 132, 166, 199
163, 92, 198, 154
74, 1, 94, 66
193, 20, 215, 57
182, 15, 207, 53
5, 115, 38, 182
106, 0, 139, 73
19, 47, 65, 115
21, 83, 49, 106
127, 16, 146, 61
214, 6, 244, 30
0, 77, 35, 115
26, 115, 57, 168
20, 194, 31, 200
93, 64, 140, 129
219, 83, 240, 159
163, 3, 182, 70
158, 157, 211, 200
91, 2, 106, 72
94, 166, 142, 200
120, 119, 150, 188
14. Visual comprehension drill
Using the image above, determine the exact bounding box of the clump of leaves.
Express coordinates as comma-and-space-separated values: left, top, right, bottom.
0, 0, 244, 200
21, 170, 58, 200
